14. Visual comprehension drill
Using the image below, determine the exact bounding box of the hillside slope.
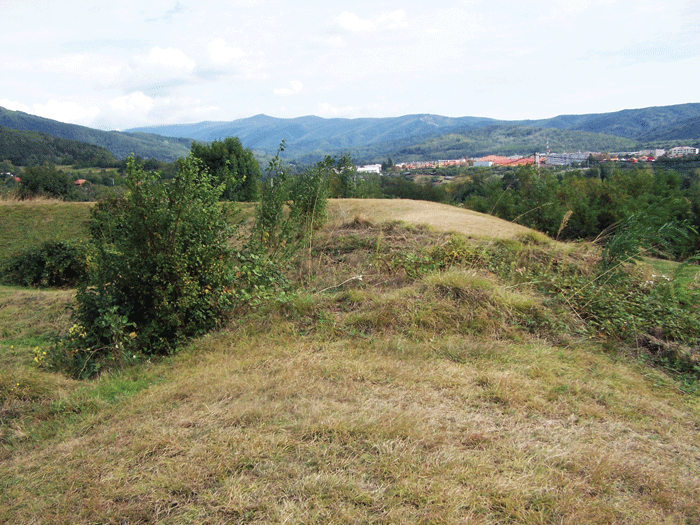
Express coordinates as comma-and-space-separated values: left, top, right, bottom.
393, 125, 638, 161
517, 102, 700, 139
0, 107, 192, 161
328, 199, 535, 239
0, 126, 117, 166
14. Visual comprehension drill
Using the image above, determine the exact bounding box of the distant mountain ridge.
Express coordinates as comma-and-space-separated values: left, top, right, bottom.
514, 103, 700, 139
1, 103, 699, 164
128, 103, 700, 163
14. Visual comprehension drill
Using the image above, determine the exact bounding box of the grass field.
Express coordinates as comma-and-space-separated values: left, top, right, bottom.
0, 198, 92, 261
1, 198, 699, 524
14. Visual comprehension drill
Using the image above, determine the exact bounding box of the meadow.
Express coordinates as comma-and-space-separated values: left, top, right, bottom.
1, 198, 699, 524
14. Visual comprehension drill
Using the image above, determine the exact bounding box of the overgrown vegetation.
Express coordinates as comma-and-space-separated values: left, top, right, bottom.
448, 163, 700, 257
48, 155, 240, 377
0, 240, 87, 288
2, 207, 700, 523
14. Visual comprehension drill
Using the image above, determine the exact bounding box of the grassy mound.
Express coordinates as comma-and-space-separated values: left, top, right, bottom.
1, 199, 699, 524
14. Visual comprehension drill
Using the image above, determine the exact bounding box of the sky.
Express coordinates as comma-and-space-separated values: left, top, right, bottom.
1, 0, 699, 131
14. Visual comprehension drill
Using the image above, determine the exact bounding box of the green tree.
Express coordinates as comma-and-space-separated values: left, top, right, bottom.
190, 137, 261, 201
19, 163, 71, 199
327, 154, 357, 198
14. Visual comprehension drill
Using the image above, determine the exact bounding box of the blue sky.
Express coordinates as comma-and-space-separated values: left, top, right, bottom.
1, 0, 698, 130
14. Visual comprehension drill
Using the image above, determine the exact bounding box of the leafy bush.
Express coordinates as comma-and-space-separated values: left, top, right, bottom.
253, 144, 291, 251
288, 157, 329, 232
49, 155, 239, 377
0, 241, 87, 288
18, 163, 71, 200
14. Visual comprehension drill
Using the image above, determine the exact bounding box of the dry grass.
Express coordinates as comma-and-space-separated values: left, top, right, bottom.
328, 199, 535, 240
1, 200, 700, 523
2, 320, 699, 524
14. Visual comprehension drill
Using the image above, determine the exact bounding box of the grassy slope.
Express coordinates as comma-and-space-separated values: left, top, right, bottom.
328, 199, 536, 240
1, 200, 699, 524
0, 199, 92, 261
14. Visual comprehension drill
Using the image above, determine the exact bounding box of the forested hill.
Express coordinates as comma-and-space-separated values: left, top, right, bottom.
0, 107, 191, 161
514, 103, 700, 141
3, 103, 699, 165
130, 114, 501, 160
128, 103, 700, 163
392, 125, 639, 163
0, 126, 117, 167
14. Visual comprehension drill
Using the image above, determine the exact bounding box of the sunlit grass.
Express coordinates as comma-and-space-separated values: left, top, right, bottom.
1, 199, 699, 523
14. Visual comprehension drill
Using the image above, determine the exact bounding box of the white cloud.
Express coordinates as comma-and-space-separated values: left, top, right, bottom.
318, 102, 362, 117
32, 100, 100, 126
337, 12, 375, 32
337, 10, 408, 32
110, 91, 155, 114
103, 92, 221, 128
208, 38, 245, 63
274, 80, 304, 96
144, 47, 195, 70
0, 99, 30, 113
378, 10, 407, 29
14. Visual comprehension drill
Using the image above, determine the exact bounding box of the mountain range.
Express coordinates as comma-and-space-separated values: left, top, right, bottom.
2, 103, 699, 165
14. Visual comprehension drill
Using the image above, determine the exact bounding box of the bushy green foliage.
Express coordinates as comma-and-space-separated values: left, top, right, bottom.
599, 209, 696, 272
253, 150, 330, 254
288, 156, 329, 231
51, 155, 238, 377
253, 144, 291, 250
380, 176, 447, 202
18, 163, 71, 199
190, 137, 261, 201
0, 241, 87, 288
453, 164, 699, 257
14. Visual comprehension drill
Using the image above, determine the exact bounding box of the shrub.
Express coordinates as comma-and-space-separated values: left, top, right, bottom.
50, 155, 238, 377
0, 241, 87, 288
18, 163, 71, 200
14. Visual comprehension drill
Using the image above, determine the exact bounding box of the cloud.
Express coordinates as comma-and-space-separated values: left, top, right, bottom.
274, 80, 304, 96
337, 10, 408, 32
32, 100, 100, 126
208, 38, 245, 63
0, 98, 99, 126
378, 10, 407, 29
111, 46, 197, 92
103, 91, 220, 128
144, 46, 195, 70
110, 91, 155, 114
0, 99, 30, 113
317, 102, 362, 117
338, 12, 375, 32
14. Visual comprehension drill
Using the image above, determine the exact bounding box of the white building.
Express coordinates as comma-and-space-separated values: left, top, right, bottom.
669, 146, 699, 156
357, 164, 382, 173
